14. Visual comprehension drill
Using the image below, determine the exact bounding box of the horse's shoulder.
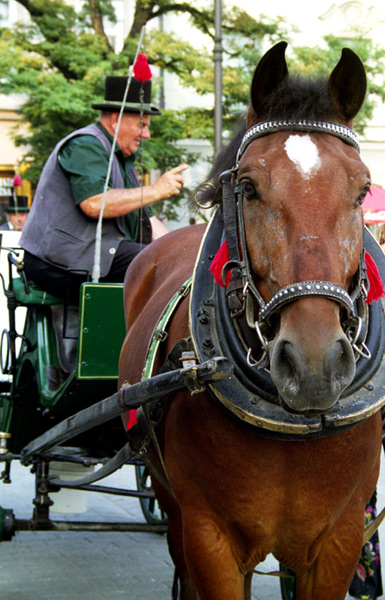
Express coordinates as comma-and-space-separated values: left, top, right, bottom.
125, 223, 205, 281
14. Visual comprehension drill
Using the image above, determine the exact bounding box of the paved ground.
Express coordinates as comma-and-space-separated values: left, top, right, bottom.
1, 457, 385, 599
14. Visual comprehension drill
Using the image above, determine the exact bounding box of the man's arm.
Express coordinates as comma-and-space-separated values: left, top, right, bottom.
80, 164, 188, 219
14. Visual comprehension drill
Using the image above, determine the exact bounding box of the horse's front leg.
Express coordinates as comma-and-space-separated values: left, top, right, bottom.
295, 509, 364, 600
168, 517, 199, 600
181, 506, 246, 600
150, 477, 199, 600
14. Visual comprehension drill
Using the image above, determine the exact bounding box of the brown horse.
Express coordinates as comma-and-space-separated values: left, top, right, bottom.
119, 43, 383, 600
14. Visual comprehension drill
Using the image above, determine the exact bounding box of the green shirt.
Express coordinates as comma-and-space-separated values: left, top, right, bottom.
57, 122, 153, 242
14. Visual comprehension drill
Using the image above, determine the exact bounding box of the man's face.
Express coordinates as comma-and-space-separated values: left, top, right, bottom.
7, 212, 28, 231
115, 113, 151, 157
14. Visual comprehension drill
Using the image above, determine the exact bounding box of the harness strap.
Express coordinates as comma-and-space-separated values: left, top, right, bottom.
362, 504, 385, 545
222, 178, 240, 264
50, 441, 136, 488
142, 278, 192, 379
137, 280, 193, 495
259, 280, 355, 324
252, 568, 295, 578
221, 177, 246, 315
236, 120, 360, 164
141, 403, 174, 497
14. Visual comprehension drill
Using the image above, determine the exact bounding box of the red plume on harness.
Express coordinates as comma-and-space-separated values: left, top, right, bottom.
365, 251, 385, 304
210, 240, 385, 305
133, 53, 152, 83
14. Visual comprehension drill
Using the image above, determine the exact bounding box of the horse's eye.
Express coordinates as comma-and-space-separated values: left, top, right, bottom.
357, 184, 371, 207
241, 180, 258, 200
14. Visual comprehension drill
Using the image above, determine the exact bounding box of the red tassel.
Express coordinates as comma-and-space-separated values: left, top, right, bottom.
133, 53, 152, 83
209, 240, 231, 287
365, 251, 385, 304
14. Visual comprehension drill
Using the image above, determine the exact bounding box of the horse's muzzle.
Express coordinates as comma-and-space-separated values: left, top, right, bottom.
269, 333, 356, 412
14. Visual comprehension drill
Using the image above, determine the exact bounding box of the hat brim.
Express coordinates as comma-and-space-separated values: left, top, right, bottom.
92, 101, 161, 115
6, 207, 29, 212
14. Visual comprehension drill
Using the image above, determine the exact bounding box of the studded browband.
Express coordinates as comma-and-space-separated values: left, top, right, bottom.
236, 119, 360, 164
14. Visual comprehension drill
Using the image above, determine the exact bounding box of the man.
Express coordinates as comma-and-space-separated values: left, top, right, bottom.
0, 196, 29, 231
20, 70, 187, 301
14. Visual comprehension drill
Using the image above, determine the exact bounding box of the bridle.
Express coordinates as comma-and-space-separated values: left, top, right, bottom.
219, 119, 370, 369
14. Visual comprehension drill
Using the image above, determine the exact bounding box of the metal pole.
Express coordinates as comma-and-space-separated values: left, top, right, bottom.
214, 0, 223, 158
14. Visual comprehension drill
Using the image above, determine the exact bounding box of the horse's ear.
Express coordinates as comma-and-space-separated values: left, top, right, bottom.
328, 48, 366, 124
248, 41, 288, 126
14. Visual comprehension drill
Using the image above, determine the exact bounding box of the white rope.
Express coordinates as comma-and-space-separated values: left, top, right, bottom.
91, 27, 146, 282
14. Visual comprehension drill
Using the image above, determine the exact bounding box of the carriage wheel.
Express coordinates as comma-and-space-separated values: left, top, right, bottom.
279, 564, 296, 600
135, 463, 168, 526
0, 506, 16, 541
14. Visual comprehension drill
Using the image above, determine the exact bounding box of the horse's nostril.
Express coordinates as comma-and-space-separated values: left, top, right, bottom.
277, 341, 300, 378
329, 337, 356, 386
273, 340, 302, 398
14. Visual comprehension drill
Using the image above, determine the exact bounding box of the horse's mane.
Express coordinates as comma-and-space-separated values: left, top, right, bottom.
193, 116, 246, 208
194, 73, 335, 208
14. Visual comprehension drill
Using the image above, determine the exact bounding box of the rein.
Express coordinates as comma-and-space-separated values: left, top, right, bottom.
219, 119, 370, 368
91, 27, 146, 282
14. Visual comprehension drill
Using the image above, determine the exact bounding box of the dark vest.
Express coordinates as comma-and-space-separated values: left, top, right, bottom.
20, 124, 148, 277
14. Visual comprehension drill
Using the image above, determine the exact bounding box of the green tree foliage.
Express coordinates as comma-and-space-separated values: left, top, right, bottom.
0, 1, 384, 219
0, 1, 285, 175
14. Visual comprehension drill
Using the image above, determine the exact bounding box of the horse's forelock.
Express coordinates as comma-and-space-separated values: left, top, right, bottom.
256, 75, 336, 123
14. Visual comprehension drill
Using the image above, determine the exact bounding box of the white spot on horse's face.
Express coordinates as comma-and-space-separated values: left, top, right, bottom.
299, 235, 318, 241
284, 135, 321, 176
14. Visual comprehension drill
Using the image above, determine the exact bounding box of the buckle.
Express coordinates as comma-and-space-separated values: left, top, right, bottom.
155, 329, 168, 342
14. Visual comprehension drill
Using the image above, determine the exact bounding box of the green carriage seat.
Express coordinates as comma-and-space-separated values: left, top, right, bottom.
12, 277, 64, 306
12, 276, 78, 387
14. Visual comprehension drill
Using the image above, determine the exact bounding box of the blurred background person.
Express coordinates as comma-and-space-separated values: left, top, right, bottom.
0, 195, 29, 231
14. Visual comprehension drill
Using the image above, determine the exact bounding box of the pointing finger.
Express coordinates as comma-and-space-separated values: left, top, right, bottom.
170, 164, 188, 174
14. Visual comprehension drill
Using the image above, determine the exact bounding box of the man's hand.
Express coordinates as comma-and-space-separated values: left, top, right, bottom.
152, 164, 188, 200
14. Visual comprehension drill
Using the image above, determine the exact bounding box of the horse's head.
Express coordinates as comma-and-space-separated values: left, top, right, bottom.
238, 42, 370, 413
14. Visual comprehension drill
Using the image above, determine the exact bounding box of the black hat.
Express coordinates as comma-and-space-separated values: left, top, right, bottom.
92, 76, 161, 115
0, 195, 29, 212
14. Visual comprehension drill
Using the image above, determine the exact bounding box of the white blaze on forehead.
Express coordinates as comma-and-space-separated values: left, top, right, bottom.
284, 135, 321, 176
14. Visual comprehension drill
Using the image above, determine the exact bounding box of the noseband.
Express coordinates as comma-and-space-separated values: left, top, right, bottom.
220, 119, 369, 368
